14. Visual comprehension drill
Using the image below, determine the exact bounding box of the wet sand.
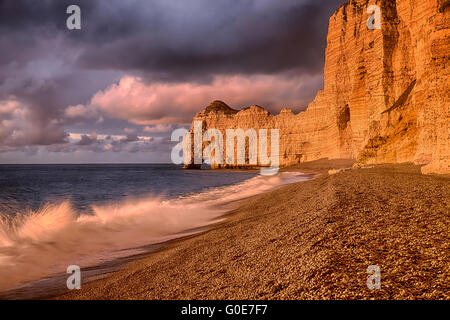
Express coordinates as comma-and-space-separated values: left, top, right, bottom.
57, 160, 449, 300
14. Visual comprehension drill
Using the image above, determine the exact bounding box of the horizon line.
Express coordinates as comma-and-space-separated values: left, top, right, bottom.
0, 162, 176, 165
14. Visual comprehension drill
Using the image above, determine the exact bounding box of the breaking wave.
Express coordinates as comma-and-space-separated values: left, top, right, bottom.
0, 172, 310, 291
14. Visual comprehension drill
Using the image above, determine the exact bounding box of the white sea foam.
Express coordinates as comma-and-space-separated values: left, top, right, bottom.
0, 171, 310, 291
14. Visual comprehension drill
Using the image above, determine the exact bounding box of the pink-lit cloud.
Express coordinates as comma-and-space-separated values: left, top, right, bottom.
68, 73, 321, 126
0, 99, 67, 148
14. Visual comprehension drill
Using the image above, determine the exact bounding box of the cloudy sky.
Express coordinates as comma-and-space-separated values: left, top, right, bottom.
0, 0, 343, 163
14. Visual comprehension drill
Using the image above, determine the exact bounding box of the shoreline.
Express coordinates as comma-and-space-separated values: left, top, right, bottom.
0, 163, 319, 300
56, 160, 448, 300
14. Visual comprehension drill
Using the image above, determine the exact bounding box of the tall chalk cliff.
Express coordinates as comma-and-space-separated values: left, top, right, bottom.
186, 0, 449, 174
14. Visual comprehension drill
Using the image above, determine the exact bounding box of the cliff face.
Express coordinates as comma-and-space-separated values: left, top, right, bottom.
186, 0, 449, 174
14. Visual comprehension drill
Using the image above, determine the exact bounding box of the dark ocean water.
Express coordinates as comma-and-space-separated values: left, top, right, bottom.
0, 164, 257, 215
0, 164, 311, 297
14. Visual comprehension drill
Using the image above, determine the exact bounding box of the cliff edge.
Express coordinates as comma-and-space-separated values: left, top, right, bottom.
187, 0, 449, 174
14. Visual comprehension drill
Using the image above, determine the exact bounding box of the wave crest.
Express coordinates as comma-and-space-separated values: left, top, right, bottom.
0, 172, 309, 291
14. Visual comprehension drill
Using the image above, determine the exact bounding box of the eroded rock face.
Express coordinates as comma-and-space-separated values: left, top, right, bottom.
186, 0, 449, 174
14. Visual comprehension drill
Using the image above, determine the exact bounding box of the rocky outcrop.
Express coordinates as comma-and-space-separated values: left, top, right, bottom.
186, 0, 449, 174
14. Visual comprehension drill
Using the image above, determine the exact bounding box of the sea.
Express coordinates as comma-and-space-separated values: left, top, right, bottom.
0, 164, 311, 298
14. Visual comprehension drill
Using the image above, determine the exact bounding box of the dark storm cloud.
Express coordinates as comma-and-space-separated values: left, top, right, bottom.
0, 0, 118, 143
75, 0, 344, 81
1, 0, 343, 81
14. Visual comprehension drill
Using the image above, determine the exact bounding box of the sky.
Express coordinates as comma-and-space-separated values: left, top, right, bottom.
0, 0, 344, 163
